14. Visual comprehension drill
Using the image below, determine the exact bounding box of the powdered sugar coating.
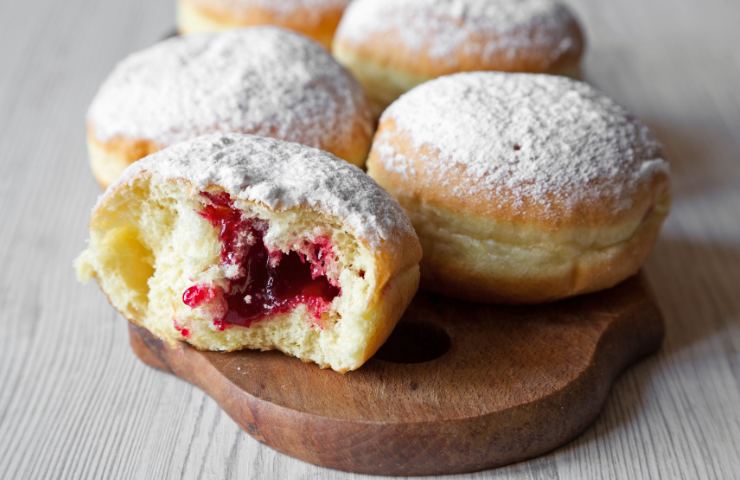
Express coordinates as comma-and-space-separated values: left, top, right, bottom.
87, 27, 372, 151
111, 134, 415, 248
375, 72, 669, 215
336, 0, 580, 68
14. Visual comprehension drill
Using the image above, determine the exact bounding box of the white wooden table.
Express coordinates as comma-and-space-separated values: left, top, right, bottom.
1, 0, 738, 478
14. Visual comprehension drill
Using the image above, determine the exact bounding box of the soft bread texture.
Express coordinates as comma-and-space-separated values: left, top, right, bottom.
367, 73, 670, 303
177, 0, 349, 49
77, 135, 421, 372
333, 0, 585, 109
87, 27, 374, 188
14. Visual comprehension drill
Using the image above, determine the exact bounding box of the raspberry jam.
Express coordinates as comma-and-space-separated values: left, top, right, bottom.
183, 192, 340, 329
182, 285, 219, 308
173, 319, 191, 338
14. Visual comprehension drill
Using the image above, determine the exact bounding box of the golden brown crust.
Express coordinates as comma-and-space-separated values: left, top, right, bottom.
87, 130, 161, 188
178, 0, 347, 48
356, 263, 420, 369
413, 196, 669, 303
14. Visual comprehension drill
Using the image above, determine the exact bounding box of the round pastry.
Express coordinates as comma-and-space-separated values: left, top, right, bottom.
177, 0, 349, 49
333, 0, 585, 109
76, 134, 422, 373
367, 72, 671, 304
87, 27, 374, 188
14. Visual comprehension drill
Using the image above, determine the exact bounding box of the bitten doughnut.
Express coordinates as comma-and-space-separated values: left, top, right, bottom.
87, 27, 373, 188
177, 0, 349, 48
76, 134, 422, 372
333, 0, 585, 109
367, 72, 671, 304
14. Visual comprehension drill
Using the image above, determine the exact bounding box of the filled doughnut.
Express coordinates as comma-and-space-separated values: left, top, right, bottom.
333, 0, 585, 109
87, 27, 373, 188
76, 134, 422, 372
367, 72, 670, 304
177, 0, 349, 48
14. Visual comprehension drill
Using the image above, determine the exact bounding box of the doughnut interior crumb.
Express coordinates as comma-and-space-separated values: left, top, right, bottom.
76, 175, 391, 372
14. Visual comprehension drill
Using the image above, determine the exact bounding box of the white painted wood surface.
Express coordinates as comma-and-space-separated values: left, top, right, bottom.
1, 0, 738, 478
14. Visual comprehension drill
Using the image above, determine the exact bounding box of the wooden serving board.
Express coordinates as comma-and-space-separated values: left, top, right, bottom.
129, 274, 663, 476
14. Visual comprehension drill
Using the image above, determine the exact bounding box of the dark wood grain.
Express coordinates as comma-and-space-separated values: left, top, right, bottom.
129, 274, 663, 476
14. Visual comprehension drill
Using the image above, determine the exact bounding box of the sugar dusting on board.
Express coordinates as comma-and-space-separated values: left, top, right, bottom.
110, 134, 415, 248
337, 0, 580, 67
376, 72, 669, 215
87, 27, 372, 150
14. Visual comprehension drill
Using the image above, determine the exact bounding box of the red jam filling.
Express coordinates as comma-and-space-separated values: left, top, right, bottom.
173, 319, 191, 338
183, 284, 220, 308
182, 192, 340, 329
